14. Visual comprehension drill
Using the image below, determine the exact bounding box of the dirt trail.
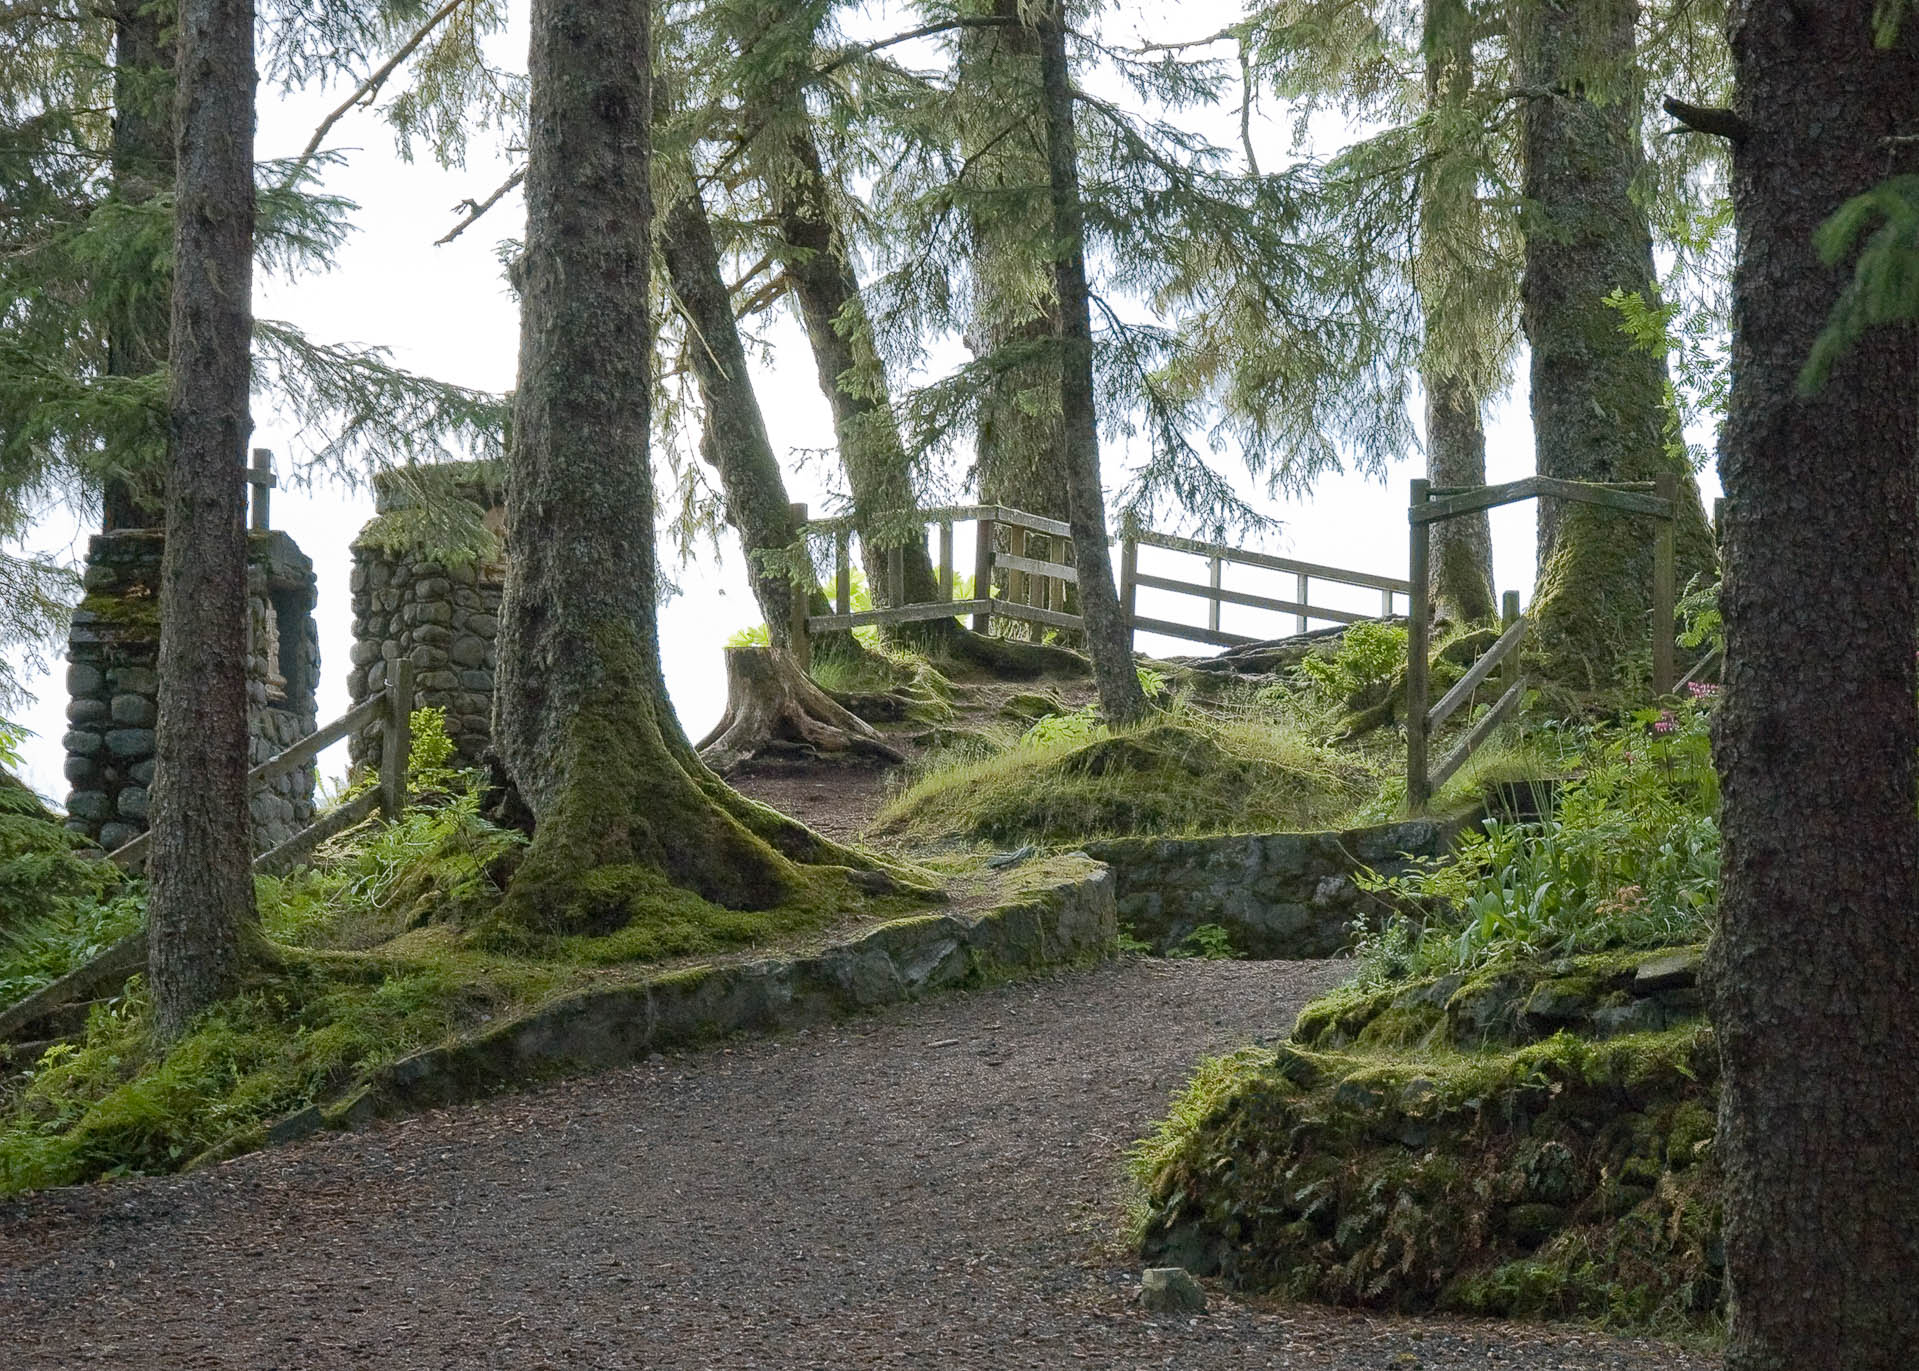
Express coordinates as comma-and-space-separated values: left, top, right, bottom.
0, 959, 1707, 1370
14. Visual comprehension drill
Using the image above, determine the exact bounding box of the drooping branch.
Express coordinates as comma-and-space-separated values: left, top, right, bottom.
1662, 95, 1750, 142
284, 0, 474, 190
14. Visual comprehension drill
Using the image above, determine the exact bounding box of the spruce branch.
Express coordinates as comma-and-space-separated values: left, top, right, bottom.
1662, 95, 1749, 142
436, 165, 525, 244
284, 0, 476, 190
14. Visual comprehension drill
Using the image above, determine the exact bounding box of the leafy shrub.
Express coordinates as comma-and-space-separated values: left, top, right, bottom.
1297, 620, 1408, 702
1357, 697, 1718, 978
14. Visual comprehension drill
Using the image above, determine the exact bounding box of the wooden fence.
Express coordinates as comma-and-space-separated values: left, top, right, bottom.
1119, 529, 1411, 649
789, 505, 1407, 657
106, 659, 417, 879
1405, 473, 1680, 810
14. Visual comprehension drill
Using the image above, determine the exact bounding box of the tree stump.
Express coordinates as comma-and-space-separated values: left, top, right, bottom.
698, 646, 907, 775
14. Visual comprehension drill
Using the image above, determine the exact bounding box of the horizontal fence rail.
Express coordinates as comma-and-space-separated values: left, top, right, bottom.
1120, 529, 1411, 650
107, 660, 415, 876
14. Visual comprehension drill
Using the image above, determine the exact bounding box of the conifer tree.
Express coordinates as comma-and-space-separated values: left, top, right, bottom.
490, 0, 880, 933
146, 0, 260, 1041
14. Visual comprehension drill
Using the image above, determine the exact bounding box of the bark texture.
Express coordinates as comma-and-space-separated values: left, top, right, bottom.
1510, 0, 1714, 686
493, 0, 862, 933
697, 647, 906, 776
1416, 0, 1494, 626
1709, 7, 1919, 1368
659, 175, 807, 644
146, 0, 258, 1040
762, 113, 942, 615
1036, 3, 1143, 725
102, 0, 177, 532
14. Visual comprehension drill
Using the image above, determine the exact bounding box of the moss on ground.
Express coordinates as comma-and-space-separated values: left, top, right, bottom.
876, 713, 1378, 847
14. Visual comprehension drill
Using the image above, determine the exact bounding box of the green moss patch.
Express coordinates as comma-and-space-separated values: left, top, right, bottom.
1134, 1022, 1723, 1333
876, 714, 1377, 847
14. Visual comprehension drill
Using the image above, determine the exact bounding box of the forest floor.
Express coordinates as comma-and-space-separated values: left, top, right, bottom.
0, 957, 1710, 1370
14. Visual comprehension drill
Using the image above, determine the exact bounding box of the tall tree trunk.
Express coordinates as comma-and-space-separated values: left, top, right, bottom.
1036, 2, 1143, 725
492, 0, 856, 933
1416, 0, 1494, 625
102, 0, 177, 532
1510, 0, 1715, 687
146, 0, 258, 1040
1709, 7, 1919, 1368
961, 0, 1068, 524
762, 113, 943, 616
658, 174, 806, 644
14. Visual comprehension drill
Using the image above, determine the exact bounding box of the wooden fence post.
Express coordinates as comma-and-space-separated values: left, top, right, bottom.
1295, 571, 1309, 636
1652, 473, 1677, 696
380, 657, 415, 822
938, 519, 954, 602
1120, 532, 1139, 651
1406, 480, 1432, 811
973, 514, 997, 633
248, 447, 274, 532
1501, 590, 1521, 695
787, 503, 811, 671
1207, 555, 1222, 635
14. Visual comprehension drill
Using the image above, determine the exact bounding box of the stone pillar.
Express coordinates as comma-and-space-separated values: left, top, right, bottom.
61, 529, 319, 854
347, 464, 505, 773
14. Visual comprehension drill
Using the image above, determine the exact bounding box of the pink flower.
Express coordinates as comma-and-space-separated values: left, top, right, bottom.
1653, 711, 1676, 735
1686, 681, 1720, 699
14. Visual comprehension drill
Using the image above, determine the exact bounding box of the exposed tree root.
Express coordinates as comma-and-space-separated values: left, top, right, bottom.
698, 646, 908, 776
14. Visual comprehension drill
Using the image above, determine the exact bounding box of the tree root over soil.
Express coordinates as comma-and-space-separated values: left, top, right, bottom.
698, 646, 907, 776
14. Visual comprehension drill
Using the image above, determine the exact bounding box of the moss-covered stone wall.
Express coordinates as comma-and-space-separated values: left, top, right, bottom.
62, 530, 319, 853
1086, 818, 1463, 958
347, 467, 505, 772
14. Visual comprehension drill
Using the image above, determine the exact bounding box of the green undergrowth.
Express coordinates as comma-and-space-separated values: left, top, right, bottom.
0, 769, 932, 1193
876, 702, 1380, 846
1133, 1020, 1723, 1335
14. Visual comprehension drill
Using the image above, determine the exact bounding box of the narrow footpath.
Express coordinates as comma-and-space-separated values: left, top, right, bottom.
0, 959, 1709, 1370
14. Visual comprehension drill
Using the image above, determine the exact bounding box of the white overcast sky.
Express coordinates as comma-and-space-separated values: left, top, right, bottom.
8, 1, 1719, 803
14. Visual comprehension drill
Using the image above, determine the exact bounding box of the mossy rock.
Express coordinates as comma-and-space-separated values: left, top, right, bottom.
998, 690, 1068, 726
1136, 1023, 1724, 1330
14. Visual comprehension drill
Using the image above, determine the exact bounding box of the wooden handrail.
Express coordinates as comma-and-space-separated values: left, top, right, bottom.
107, 665, 417, 873
1426, 615, 1529, 735
1129, 528, 1412, 595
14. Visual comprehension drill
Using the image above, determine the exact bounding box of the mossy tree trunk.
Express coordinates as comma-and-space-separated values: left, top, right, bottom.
1510, 0, 1714, 687
101, 0, 177, 532
146, 0, 258, 1041
492, 0, 856, 934
658, 169, 808, 646
1416, 0, 1494, 626
1036, 2, 1144, 725
761, 109, 945, 621
1709, 7, 1919, 1369
960, 0, 1077, 637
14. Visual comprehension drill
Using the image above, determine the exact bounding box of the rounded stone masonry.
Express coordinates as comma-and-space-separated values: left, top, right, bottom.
347, 461, 506, 774
60, 528, 320, 854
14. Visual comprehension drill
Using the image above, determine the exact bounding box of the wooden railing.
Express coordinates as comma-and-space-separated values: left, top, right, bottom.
786, 505, 1413, 658
1118, 529, 1410, 649
106, 660, 416, 879
793, 504, 1085, 654
1405, 474, 1680, 810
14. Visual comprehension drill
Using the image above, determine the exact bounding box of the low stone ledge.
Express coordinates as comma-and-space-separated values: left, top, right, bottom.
240, 858, 1119, 1141
1086, 818, 1466, 960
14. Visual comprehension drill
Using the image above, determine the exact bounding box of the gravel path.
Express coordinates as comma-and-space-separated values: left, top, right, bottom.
0, 958, 1710, 1370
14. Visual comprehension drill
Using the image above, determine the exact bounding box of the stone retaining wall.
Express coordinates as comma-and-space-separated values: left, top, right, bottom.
219, 858, 1118, 1155
1086, 819, 1462, 959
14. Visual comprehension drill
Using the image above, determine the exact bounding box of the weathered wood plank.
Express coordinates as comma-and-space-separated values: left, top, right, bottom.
253, 789, 382, 878
1430, 677, 1528, 794
248, 694, 388, 789
808, 599, 992, 632
1127, 614, 1260, 648
997, 552, 1078, 584
990, 599, 1085, 632
1132, 529, 1412, 594
1426, 615, 1529, 734
1415, 475, 1674, 525
992, 506, 1073, 538
1130, 572, 1369, 625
